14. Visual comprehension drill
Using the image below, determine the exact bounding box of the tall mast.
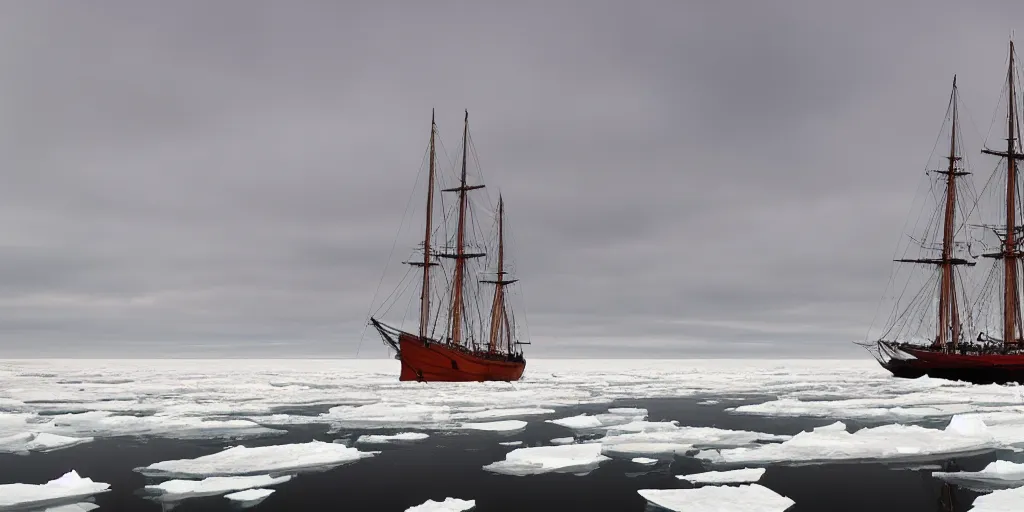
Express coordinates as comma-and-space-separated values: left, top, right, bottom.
418, 111, 437, 339
488, 197, 507, 353
984, 41, 1024, 346
938, 76, 961, 351
450, 111, 472, 346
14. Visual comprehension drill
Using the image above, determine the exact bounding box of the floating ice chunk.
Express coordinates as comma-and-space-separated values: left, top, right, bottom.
460, 420, 526, 432
968, 485, 1024, 511
0, 432, 93, 454
632, 457, 658, 465
136, 441, 378, 478
0, 470, 110, 510
40, 504, 100, 512
599, 423, 789, 453
699, 416, 999, 465
499, 441, 523, 446
405, 497, 476, 512
453, 408, 554, 421
42, 411, 283, 440
638, 484, 794, 512
677, 467, 766, 484
547, 415, 602, 429
224, 488, 275, 507
933, 460, 1024, 490
607, 408, 647, 416
355, 432, 429, 444
483, 444, 610, 476
698, 400, 720, 405
145, 474, 291, 500
550, 437, 574, 445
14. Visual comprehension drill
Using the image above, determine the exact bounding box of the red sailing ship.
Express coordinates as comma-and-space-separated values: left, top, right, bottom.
863, 41, 1024, 384
369, 111, 528, 382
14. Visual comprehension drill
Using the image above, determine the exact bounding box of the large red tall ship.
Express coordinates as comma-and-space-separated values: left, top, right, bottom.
863, 41, 1024, 384
369, 111, 528, 382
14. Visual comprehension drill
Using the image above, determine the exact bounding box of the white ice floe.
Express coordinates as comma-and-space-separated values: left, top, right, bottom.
698, 400, 720, 405
677, 467, 766, 484
550, 437, 574, 445
631, 457, 658, 465
499, 441, 523, 446
136, 441, 378, 478
596, 421, 789, 457
355, 432, 430, 444
405, 497, 476, 512
0, 470, 110, 510
145, 474, 291, 500
40, 504, 100, 512
459, 420, 527, 432
698, 415, 999, 466
546, 408, 648, 430
0, 432, 93, 454
968, 485, 1024, 511
224, 488, 275, 505
482, 444, 610, 476
638, 484, 794, 512
933, 460, 1024, 490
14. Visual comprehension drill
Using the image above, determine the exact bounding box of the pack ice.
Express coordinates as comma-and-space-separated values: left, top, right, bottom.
482, 444, 610, 476
405, 497, 476, 512
135, 441, 378, 478
144, 474, 292, 500
637, 484, 794, 512
933, 460, 1024, 490
697, 415, 999, 465
0, 470, 109, 510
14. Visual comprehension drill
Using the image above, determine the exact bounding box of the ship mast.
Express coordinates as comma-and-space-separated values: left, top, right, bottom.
939, 76, 962, 350
895, 77, 974, 351
983, 41, 1024, 347
486, 196, 517, 353
418, 110, 437, 339
445, 111, 485, 346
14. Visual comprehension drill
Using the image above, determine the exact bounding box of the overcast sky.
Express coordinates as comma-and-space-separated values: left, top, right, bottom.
1, 1, 1022, 358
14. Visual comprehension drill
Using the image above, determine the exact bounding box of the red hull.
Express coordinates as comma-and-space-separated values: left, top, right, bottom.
397, 333, 526, 382
881, 344, 1024, 384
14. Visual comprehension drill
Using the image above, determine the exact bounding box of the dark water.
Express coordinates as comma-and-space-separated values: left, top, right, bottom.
1, 397, 1004, 511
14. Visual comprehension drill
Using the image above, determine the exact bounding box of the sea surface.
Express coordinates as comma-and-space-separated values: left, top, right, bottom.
0, 359, 1017, 511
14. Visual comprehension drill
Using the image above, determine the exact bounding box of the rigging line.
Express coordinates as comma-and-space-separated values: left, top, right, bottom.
866, 101, 955, 340
356, 141, 433, 357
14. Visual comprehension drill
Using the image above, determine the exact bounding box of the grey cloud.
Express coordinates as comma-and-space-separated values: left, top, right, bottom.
0, 1, 1022, 358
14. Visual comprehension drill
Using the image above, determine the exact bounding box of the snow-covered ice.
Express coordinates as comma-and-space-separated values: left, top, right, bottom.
677, 467, 766, 484
499, 441, 523, 446
638, 484, 794, 512
0, 470, 110, 510
459, 420, 527, 432
355, 432, 430, 444
698, 415, 999, 465
594, 421, 789, 457
0, 432, 93, 454
933, 460, 1024, 490
482, 444, 610, 476
405, 497, 476, 512
550, 437, 574, 445
224, 488, 275, 507
144, 474, 291, 500
968, 485, 1024, 511
136, 441, 378, 478
631, 457, 658, 465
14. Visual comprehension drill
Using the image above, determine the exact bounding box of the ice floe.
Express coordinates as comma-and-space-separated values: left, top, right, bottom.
595, 421, 789, 457
933, 460, 1024, 490
136, 441, 378, 478
355, 432, 429, 444
144, 474, 291, 500
550, 437, 574, 445
499, 441, 523, 446
0, 432, 93, 454
0, 470, 110, 510
546, 408, 647, 430
39, 504, 100, 512
482, 444, 610, 476
405, 497, 476, 512
638, 484, 794, 512
459, 420, 526, 432
697, 415, 999, 465
968, 485, 1024, 511
631, 457, 658, 465
224, 488, 275, 507
677, 467, 766, 484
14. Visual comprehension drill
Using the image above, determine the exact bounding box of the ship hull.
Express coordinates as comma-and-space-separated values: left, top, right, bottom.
397, 332, 525, 382
879, 344, 1024, 384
